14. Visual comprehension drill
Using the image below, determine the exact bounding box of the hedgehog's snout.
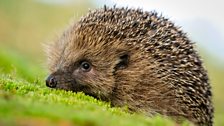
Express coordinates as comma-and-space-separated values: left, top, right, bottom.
46, 74, 57, 88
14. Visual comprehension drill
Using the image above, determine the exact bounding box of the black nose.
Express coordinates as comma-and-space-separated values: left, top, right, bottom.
46, 75, 57, 88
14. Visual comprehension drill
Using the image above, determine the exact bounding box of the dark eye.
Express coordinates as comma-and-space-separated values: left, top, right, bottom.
80, 61, 91, 72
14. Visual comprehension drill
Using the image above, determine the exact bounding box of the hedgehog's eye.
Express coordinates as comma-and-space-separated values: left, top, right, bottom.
80, 61, 91, 72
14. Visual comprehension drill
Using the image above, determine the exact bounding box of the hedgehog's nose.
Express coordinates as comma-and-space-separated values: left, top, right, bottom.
46, 75, 57, 88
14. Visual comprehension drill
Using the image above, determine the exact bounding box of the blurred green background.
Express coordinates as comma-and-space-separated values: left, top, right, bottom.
0, 0, 223, 125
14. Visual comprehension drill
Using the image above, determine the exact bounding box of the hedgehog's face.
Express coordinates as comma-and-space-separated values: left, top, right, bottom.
45, 28, 129, 100
46, 58, 100, 97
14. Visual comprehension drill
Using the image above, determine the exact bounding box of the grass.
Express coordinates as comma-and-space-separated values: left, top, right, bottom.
0, 49, 178, 126
0, 48, 45, 82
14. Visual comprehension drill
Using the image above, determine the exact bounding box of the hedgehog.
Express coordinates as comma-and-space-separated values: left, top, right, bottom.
45, 6, 213, 125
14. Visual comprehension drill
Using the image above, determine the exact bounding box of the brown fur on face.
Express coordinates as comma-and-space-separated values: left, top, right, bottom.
46, 6, 213, 126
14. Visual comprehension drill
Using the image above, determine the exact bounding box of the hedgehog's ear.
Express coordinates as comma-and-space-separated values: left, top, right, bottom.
115, 52, 129, 70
